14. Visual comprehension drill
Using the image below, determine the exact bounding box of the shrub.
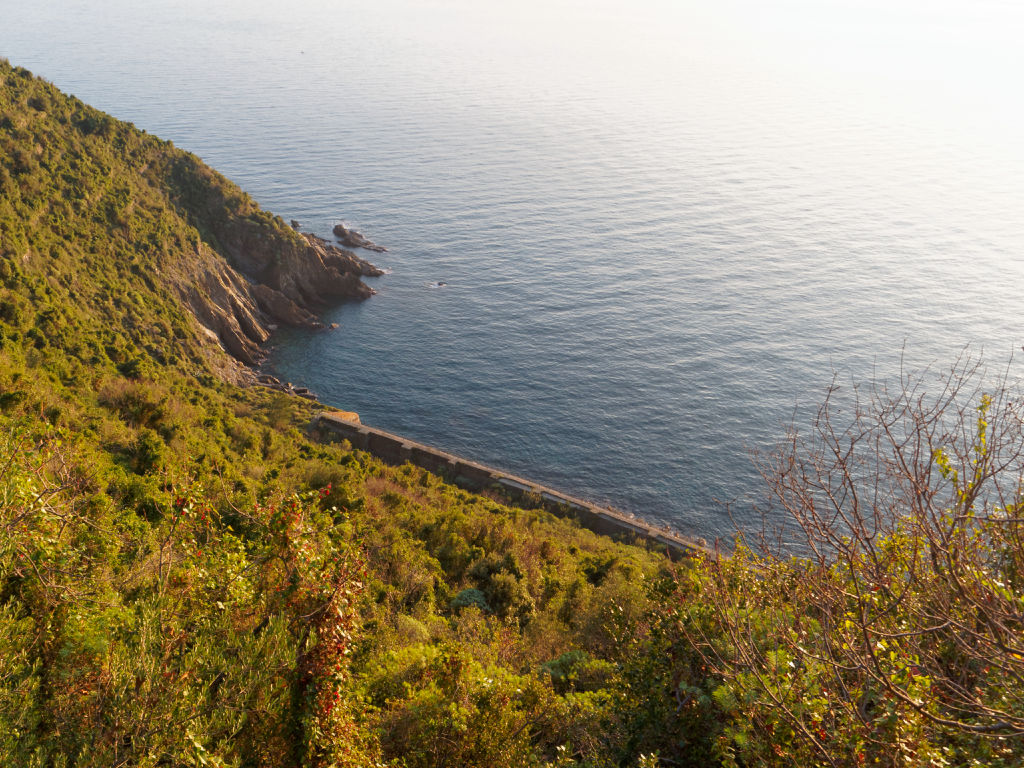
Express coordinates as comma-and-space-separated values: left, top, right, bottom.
689, 356, 1024, 766
450, 587, 489, 612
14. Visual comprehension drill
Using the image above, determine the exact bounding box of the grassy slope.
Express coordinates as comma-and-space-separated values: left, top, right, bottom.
0, 62, 702, 767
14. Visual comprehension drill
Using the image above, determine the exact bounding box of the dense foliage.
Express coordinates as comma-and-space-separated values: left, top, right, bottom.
0, 61, 695, 766
2, 61, 1022, 767
683, 362, 1024, 767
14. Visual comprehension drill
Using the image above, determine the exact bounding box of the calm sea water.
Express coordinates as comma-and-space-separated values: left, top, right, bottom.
5, 0, 1024, 539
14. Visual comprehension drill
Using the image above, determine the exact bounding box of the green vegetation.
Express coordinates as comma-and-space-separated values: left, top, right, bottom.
684, 362, 1024, 766
1, 60, 1022, 766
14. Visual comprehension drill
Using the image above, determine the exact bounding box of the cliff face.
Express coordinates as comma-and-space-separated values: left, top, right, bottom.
153, 145, 383, 367
0, 61, 380, 375
166, 222, 381, 367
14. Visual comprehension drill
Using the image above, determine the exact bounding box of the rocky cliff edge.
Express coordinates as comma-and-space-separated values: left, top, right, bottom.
159, 156, 383, 368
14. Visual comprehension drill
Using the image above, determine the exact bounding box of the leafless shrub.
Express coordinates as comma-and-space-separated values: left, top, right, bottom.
688, 354, 1024, 764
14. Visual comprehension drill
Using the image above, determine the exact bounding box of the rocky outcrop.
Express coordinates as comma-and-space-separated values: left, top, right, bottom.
250, 283, 317, 327
179, 254, 270, 366
169, 229, 380, 366
263, 232, 383, 308
332, 223, 387, 252
254, 373, 321, 400
159, 155, 385, 366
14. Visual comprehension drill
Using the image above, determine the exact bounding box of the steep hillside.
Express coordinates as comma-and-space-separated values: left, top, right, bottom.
3, 61, 1020, 768
0, 63, 700, 768
0, 59, 379, 372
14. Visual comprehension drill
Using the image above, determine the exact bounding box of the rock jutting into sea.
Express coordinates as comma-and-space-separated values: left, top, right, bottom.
173, 210, 382, 367
332, 222, 387, 252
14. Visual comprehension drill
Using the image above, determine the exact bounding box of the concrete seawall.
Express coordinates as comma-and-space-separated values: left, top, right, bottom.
314, 413, 708, 559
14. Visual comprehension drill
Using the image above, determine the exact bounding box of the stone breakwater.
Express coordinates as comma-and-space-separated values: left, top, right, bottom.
314, 412, 709, 559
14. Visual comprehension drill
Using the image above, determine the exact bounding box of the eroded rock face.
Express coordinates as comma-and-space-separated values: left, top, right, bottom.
171, 231, 379, 366
158, 156, 383, 366
179, 255, 270, 366
250, 283, 317, 327
263, 233, 381, 308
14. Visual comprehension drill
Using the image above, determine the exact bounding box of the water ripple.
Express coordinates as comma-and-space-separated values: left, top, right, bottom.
8, 0, 1024, 539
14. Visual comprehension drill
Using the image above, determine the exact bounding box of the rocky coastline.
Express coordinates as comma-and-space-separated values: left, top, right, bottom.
179, 221, 382, 371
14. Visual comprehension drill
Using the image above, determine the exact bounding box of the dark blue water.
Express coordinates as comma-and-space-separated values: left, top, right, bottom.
6, 0, 1024, 538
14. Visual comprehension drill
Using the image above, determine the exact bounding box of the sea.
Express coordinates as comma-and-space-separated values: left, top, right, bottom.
5, 0, 1024, 540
